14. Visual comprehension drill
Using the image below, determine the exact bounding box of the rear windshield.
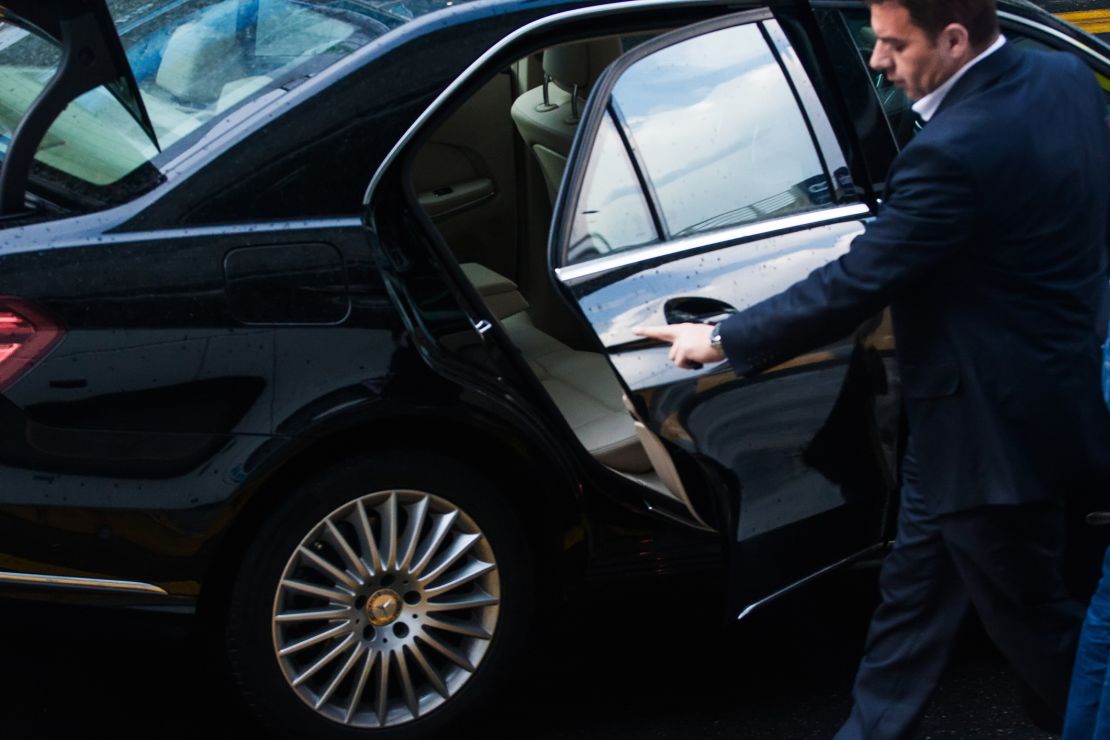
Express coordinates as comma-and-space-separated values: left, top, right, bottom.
0, 0, 453, 206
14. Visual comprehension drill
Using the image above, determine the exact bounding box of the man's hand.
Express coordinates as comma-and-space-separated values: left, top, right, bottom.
634, 323, 725, 369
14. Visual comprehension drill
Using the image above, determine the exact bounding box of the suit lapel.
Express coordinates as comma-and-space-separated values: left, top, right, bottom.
934, 42, 1023, 119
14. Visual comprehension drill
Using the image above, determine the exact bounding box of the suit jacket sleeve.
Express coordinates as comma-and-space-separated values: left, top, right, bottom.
718, 141, 975, 375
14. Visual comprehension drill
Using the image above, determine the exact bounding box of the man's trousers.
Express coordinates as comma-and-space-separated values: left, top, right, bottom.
833, 449, 1085, 740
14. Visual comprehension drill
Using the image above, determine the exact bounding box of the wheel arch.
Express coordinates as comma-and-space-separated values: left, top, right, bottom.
195, 407, 584, 629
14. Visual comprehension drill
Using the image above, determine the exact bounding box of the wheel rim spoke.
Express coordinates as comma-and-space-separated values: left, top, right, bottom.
375, 649, 391, 726
293, 633, 357, 687
409, 510, 458, 578
354, 500, 383, 575
425, 590, 499, 612
274, 488, 499, 730
299, 546, 362, 591
417, 631, 475, 673
379, 492, 398, 571
278, 621, 352, 657
418, 532, 481, 586
408, 641, 449, 699
280, 579, 353, 604
397, 497, 429, 573
276, 606, 351, 623
316, 642, 366, 710
424, 615, 492, 640
345, 649, 378, 724
396, 647, 421, 719
424, 559, 496, 598
324, 518, 370, 582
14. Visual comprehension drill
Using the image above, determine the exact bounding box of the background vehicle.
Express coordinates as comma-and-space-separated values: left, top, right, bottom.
1039, 0, 1110, 40
0, 1, 1106, 738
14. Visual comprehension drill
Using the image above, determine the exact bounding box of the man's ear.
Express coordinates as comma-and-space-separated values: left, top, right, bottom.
941, 23, 971, 58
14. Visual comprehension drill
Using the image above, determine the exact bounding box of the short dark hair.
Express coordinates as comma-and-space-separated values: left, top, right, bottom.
866, 0, 1000, 47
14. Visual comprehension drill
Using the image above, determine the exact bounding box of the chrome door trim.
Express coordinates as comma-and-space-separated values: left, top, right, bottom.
999, 10, 1110, 67
0, 570, 168, 595
735, 541, 887, 621
555, 203, 871, 285
364, 0, 739, 203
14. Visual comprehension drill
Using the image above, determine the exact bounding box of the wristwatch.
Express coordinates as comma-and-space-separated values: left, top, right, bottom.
709, 323, 723, 352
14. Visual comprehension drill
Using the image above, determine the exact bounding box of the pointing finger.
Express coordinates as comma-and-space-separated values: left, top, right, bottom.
634, 325, 676, 342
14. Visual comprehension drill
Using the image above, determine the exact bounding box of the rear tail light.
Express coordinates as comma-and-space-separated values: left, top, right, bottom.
0, 297, 64, 393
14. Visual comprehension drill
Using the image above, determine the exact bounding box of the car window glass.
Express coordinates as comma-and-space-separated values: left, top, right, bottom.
112, 0, 391, 156
566, 112, 658, 265
0, 21, 59, 162
840, 10, 1110, 149
610, 23, 831, 239
39, 88, 159, 187
1, 0, 434, 204
811, 8, 899, 193
838, 11, 920, 149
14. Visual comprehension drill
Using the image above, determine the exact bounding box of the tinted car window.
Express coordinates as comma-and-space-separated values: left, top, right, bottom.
839, 10, 1110, 149
611, 23, 831, 238
0, 21, 59, 154
566, 112, 658, 265
810, 8, 900, 194
113, 0, 392, 153
0, 0, 457, 205
838, 11, 921, 149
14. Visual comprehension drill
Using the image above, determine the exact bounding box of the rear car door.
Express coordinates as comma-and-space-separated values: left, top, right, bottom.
549, 9, 900, 615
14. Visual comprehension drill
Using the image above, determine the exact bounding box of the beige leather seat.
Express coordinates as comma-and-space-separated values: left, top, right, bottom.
156, 21, 243, 107
460, 263, 651, 473
510, 38, 623, 203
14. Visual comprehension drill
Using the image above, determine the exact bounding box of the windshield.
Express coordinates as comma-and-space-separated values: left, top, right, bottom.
0, 0, 455, 206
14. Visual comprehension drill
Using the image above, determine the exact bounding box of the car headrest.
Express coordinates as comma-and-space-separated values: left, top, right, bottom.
156, 21, 238, 105
542, 38, 623, 93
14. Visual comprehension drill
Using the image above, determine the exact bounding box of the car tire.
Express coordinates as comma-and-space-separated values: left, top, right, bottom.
223, 451, 534, 739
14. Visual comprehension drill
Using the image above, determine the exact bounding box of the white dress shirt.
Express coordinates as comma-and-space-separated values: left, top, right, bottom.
912, 34, 1008, 122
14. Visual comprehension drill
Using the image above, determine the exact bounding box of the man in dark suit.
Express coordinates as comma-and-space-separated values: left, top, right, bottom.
637, 0, 1110, 736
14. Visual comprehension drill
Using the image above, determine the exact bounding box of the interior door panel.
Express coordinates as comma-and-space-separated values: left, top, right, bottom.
411, 71, 519, 280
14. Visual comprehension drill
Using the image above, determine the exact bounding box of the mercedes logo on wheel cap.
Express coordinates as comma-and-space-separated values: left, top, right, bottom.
366, 589, 402, 626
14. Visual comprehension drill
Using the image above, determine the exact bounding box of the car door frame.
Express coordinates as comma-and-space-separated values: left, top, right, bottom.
364, 0, 901, 617
546, 8, 900, 616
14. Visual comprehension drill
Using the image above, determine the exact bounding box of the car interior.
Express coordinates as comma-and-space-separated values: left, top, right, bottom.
127, 0, 387, 148
408, 31, 711, 520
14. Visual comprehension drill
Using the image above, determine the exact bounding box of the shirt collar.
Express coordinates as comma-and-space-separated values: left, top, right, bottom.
912, 34, 1007, 122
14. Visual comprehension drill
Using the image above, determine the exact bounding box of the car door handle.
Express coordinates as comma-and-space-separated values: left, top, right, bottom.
663, 296, 736, 325
417, 178, 494, 218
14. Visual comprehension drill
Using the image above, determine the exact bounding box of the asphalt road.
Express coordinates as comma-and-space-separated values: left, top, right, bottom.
0, 568, 1058, 740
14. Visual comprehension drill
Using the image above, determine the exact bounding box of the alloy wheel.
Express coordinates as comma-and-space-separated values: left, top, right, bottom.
271, 489, 500, 728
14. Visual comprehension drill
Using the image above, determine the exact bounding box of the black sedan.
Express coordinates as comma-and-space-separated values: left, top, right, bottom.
0, 0, 1106, 738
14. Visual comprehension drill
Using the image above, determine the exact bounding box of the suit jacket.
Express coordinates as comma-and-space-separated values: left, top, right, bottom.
718, 43, 1110, 514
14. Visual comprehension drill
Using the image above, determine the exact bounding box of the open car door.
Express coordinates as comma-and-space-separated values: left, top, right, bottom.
0, 0, 157, 214
549, 9, 900, 617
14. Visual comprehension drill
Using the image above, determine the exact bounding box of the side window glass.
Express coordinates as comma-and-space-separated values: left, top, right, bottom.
565, 113, 659, 265
39, 89, 159, 187
838, 11, 919, 148
611, 23, 832, 239
840, 10, 1110, 146
0, 21, 60, 161
812, 8, 899, 190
